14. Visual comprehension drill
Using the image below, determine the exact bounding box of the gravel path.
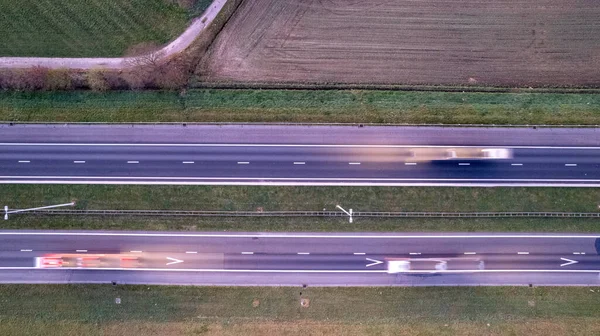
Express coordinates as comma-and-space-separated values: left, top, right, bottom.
0, 0, 226, 70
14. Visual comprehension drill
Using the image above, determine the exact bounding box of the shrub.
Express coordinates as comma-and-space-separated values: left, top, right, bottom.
45, 68, 74, 91
87, 69, 111, 92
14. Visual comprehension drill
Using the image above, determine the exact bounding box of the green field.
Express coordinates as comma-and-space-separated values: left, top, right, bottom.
0, 0, 191, 57
1, 285, 599, 335
2, 185, 600, 232
2, 89, 600, 124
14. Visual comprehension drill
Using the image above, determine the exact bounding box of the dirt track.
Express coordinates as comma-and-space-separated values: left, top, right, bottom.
198, 0, 600, 87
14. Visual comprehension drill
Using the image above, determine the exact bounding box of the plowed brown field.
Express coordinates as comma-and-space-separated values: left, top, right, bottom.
198, 0, 600, 87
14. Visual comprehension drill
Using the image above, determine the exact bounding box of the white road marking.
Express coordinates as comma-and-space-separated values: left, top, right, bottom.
3, 143, 600, 150
458, 163, 470, 166
73, 161, 86, 164
565, 164, 577, 167
517, 252, 529, 255
1, 232, 599, 239
130, 250, 142, 253
464, 252, 477, 255
297, 252, 310, 255
127, 161, 139, 164
166, 257, 183, 266
511, 163, 523, 166
293, 162, 305, 165
405, 162, 417, 166
20, 249, 32, 252
560, 258, 578, 267
409, 252, 421, 255
365, 258, 384, 267
237, 162, 250, 165
241, 252, 254, 255
185, 251, 197, 254
349, 162, 361, 165
76, 250, 87, 253
353, 252, 366, 255
8, 266, 600, 273
18, 160, 30, 163
182, 161, 194, 164
573, 252, 586, 255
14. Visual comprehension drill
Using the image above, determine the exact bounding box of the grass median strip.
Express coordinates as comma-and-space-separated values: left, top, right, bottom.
1, 185, 600, 232
2, 89, 600, 124
0, 285, 599, 335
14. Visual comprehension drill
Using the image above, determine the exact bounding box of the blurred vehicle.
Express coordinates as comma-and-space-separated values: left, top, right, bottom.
408, 147, 513, 162
35, 253, 140, 269
386, 257, 484, 274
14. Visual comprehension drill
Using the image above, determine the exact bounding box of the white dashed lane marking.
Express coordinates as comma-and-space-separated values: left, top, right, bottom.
182, 161, 194, 164
565, 164, 577, 167
127, 161, 139, 164
458, 163, 470, 166
237, 162, 250, 165
241, 252, 254, 255
18, 160, 30, 163
517, 252, 529, 255
511, 163, 523, 166
349, 162, 361, 165
20, 249, 32, 252
293, 162, 306, 165
73, 161, 86, 164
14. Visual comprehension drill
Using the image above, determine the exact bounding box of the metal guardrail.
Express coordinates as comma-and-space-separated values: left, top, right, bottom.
23, 209, 600, 218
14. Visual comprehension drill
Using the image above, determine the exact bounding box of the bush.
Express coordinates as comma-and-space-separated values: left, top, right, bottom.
87, 69, 111, 92
44, 68, 75, 91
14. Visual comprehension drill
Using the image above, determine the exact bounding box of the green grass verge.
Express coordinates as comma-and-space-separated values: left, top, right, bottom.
3, 185, 600, 212
0, 0, 190, 57
6, 216, 600, 233
2, 185, 599, 232
1, 285, 599, 335
2, 89, 600, 124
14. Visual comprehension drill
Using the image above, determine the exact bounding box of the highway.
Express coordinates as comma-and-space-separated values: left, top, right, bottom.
0, 231, 599, 286
1, 124, 600, 186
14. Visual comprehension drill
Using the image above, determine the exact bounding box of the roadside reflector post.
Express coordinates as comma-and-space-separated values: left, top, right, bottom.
4, 202, 75, 220
4, 206, 7, 220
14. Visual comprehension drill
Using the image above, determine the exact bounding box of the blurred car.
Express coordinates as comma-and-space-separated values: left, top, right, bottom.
386, 257, 484, 274
35, 253, 140, 269
408, 147, 513, 162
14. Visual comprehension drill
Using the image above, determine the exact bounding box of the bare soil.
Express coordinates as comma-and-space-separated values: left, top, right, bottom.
198, 0, 600, 87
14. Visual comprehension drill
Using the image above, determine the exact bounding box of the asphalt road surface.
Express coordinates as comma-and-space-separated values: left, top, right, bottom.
1, 231, 599, 286
1, 124, 600, 186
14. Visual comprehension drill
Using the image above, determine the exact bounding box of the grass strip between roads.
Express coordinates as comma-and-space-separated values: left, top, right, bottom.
2, 89, 600, 124
1, 285, 599, 336
1, 185, 600, 232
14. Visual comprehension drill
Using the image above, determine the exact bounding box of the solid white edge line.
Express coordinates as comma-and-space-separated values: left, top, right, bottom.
3, 143, 600, 150
10, 267, 600, 274
1, 232, 599, 239
7, 176, 600, 182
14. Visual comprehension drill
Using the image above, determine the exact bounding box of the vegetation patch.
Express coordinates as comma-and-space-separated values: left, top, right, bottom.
1, 285, 599, 335
2, 89, 600, 124
0, 0, 194, 58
